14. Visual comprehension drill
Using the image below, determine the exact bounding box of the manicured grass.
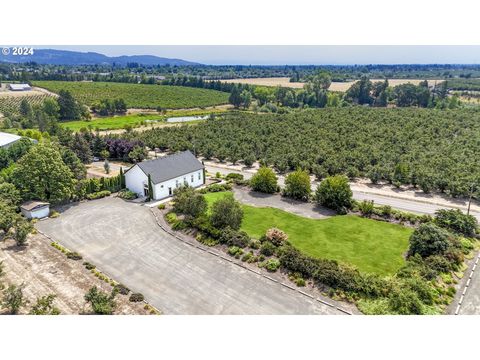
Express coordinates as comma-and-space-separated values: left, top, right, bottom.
60, 109, 227, 131
204, 191, 412, 276
33, 81, 229, 109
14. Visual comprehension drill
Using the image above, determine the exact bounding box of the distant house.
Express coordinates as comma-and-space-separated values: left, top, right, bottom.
125, 150, 205, 200
8, 83, 32, 91
0, 132, 22, 148
20, 201, 50, 219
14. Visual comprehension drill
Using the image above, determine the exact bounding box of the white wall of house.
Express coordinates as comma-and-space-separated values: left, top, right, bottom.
153, 169, 204, 200
125, 164, 149, 197
21, 206, 50, 219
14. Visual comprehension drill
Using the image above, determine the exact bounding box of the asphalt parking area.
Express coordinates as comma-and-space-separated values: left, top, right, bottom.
36, 197, 342, 315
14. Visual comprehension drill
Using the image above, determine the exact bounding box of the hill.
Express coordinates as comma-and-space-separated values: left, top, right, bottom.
0, 49, 199, 66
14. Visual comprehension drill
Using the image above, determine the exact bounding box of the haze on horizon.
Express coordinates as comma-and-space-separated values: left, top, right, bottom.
39, 45, 480, 66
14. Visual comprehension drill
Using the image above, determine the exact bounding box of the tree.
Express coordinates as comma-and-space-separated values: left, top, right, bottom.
0, 200, 17, 234
119, 167, 125, 189
210, 194, 243, 230
254, 87, 274, 106
250, 167, 278, 194
434, 209, 477, 237
42, 97, 60, 119
29, 294, 61, 315
57, 90, 83, 120
71, 133, 92, 164
92, 135, 107, 156
128, 146, 147, 163
147, 174, 153, 201
19, 98, 33, 117
240, 90, 252, 109
173, 186, 207, 220
84, 286, 116, 315
12, 142, 75, 203
13, 218, 33, 246
408, 223, 451, 258
283, 169, 311, 201
229, 85, 242, 108
2, 284, 26, 314
345, 76, 373, 105
60, 147, 87, 180
113, 98, 127, 114
104, 159, 110, 174
314, 175, 353, 213
100, 149, 110, 160
0, 182, 21, 206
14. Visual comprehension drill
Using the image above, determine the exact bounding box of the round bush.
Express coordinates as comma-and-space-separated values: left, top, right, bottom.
129, 293, 145, 302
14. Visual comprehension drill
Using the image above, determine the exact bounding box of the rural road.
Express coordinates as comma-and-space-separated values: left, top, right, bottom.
36, 197, 344, 315
205, 164, 480, 221
453, 252, 480, 315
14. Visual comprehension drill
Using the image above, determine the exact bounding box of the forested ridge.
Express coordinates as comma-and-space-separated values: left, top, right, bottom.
123, 107, 480, 197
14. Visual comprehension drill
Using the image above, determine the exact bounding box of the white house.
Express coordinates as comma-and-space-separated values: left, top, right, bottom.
0, 132, 22, 148
125, 150, 205, 200
8, 83, 32, 91
20, 201, 50, 219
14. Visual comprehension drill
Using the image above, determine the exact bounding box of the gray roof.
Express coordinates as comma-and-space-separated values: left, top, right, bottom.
0, 132, 21, 148
8, 83, 32, 91
21, 200, 50, 211
136, 150, 204, 184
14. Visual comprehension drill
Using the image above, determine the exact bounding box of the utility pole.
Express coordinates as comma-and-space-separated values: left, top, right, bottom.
467, 182, 476, 216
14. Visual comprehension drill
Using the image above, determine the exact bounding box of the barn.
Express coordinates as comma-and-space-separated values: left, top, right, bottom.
125, 150, 205, 200
8, 83, 32, 91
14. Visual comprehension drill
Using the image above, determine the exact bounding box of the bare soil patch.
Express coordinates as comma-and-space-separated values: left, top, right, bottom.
0, 232, 154, 315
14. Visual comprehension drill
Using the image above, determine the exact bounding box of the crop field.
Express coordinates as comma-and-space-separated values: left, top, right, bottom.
0, 91, 53, 115
129, 108, 480, 198
32, 81, 230, 109
219, 77, 441, 91
61, 108, 228, 131
204, 191, 412, 276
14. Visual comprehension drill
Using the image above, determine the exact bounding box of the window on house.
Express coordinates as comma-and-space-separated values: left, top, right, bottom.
176, 180, 179, 188
198, 172, 201, 180
191, 174, 194, 182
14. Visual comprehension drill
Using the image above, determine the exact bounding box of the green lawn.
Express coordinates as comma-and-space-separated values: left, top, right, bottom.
33, 81, 229, 109
204, 191, 412, 276
60, 109, 227, 131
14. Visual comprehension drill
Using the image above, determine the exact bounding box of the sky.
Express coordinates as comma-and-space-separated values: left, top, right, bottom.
40, 45, 480, 65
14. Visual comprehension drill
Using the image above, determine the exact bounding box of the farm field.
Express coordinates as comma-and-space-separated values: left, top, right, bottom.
0, 90, 53, 115
61, 108, 228, 131
219, 77, 441, 91
32, 81, 230, 109
204, 191, 412, 276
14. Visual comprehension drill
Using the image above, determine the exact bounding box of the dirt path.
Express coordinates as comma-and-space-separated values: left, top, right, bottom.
0, 233, 154, 315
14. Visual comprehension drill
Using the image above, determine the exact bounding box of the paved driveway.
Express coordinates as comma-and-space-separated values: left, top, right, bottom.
233, 187, 335, 219
36, 197, 342, 315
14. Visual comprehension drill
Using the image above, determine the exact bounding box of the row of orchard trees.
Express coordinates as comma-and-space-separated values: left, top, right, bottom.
126, 107, 480, 199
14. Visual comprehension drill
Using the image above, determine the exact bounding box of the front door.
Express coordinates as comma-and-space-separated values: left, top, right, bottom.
168, 187, 172, 196
144, 187, 149, 197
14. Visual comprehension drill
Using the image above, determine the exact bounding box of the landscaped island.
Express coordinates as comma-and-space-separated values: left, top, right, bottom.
204, 191, 412, 276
